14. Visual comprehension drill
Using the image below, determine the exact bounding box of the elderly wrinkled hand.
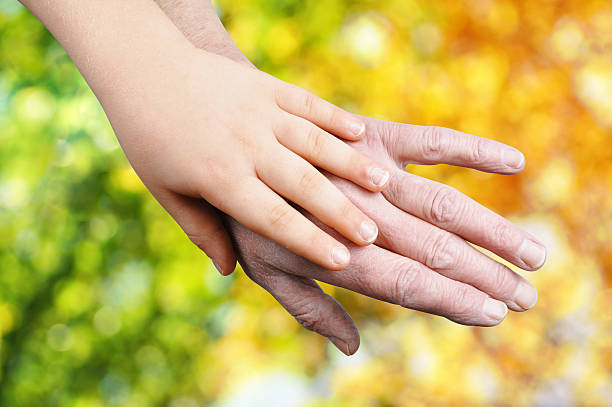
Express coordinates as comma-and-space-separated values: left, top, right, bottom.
229, 116, 546, 355
146, 0, 548, 355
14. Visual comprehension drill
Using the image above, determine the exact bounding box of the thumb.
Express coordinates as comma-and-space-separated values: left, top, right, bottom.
243, 263, 360, 355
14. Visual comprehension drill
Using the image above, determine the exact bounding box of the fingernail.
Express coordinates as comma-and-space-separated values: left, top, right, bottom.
348, 120, 365, 138
483, 298, 508, 322
369, 167, 389, 187
359, 220, 378, 243
331, 246, 350, 267
518, 240, 547, 269
513, 280, 538, 311
503, 148, 525, 169
211, 260, 224, 275
329, 336, 351, 355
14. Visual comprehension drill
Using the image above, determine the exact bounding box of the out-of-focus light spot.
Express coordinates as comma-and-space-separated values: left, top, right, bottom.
0, 178, 29, 208
109, 167, 146, 193
467, 365, 499, 403
104, 261, 152, 310
533, 379, 575, 407
99, 373, 131, 405
412, 23, 442, 55
56, 281, 93, 317
93, 307, 121, 336
575, 58, 612, 127
263, 21, 300, 61
156, 281, 187, 313
409, 346, 437, 379
13, 229, 40, 259
217, 372, 312, 407
0, 1, 23, 15
459, 52, 509, 104
550, 18, 584, 62
13, 87, 56, 122
486, 0, 519, 36
592, 9, 612, 34
338, 14, 390, 66
228, 16, 259, 58
54, 139, 75, 167
529, 157, 575, 208
74, 240, 103, 274
0, 303, 19, 335
47, 323, 74, 351
89, 214, 118, 242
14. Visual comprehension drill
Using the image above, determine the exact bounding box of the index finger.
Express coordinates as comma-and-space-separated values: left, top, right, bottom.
384, 123, 526, 174
275, 82, 366, 141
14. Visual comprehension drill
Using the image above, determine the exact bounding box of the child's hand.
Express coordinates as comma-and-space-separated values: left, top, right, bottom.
105, 49, 390, 271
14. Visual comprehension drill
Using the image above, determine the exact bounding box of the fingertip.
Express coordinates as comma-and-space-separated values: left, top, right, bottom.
346, 119, 366, 140
367, 166, 390, 191
358, 219, 378, 245
217, 236, 239, 276
501, 147, 526, 173
329, 336, 360, 356
211, 257, 236, 276
511, 279, 538, 311
222, 258, 238, 276
483, 298, 508, 326
518, 239, 547, 271
330, 245, 350, 270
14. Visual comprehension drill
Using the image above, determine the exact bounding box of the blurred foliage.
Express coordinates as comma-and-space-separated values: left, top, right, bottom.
0, 0, 611, 406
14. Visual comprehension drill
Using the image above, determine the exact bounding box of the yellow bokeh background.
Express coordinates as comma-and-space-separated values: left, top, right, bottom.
0, 0, 611, 406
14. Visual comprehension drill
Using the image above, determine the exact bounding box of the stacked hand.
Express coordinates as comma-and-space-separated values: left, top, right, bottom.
229, 118, 545, 354
90, 40, 394, 274
153, 0, 547, 354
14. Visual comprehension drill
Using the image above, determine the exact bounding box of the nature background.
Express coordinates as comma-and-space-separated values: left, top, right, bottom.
0, 0, 611, 405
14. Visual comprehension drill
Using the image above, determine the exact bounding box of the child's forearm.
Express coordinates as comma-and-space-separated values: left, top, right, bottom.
19, 0, 195, 106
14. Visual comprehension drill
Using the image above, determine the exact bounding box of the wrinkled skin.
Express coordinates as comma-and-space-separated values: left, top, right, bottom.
227, 116, 545, 354
155, 0, 547, 355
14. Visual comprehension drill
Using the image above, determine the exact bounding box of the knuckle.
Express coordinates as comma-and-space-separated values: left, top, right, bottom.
445, 286, 477, 321
467, 137, 488, 164
302, 91, 317, 115
305, 126, 325, 157
292, 302, 322, 332
429, 186, 462, 226
491, 221, 516, 249
297, 169, 322, 192
268, 203, 295, 229
328, 107, 341, 127
425, 233, 461, 271
392, 264, 423, 307
275, 83, 294, 106
421, 126, 449, 161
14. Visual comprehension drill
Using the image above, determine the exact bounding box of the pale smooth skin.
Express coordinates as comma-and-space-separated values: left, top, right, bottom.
19, 0, 392, 273
155, 0, 547, 354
